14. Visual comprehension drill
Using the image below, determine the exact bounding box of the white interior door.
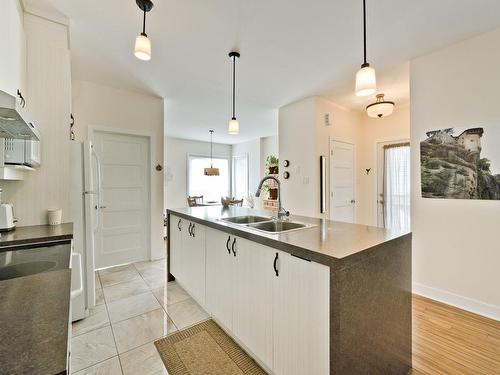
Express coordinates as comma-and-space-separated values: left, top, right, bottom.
93, 131, 150, 269
330, 140, 355, 223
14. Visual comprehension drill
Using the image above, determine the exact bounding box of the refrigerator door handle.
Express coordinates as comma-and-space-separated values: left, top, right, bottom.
92, 146, 103, 232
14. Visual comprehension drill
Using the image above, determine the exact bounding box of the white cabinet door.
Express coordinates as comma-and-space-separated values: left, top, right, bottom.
273, 251, 330, 375
172, 219, 206, 307
0, 0, 25, 97
0, 0, 10, 94
9, 0, 25, 97
185, 221, 205, 305
206, 228, 234, 330
233, 240, 274, 369
169, 215, 183, 280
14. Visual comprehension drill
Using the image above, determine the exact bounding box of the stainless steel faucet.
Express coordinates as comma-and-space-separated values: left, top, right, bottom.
255, 176, 289, 220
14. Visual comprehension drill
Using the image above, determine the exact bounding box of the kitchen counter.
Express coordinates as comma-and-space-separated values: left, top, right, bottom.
167, 206, 412, 374
0, 269, 71, 375
167, 206, 410, 268
0, 223, 73, 249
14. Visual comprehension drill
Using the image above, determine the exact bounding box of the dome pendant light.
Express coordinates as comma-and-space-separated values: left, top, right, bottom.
355, 0, 376, 96
204, 130, 220, 176
134, 0, 154, 61
228, 51, 240, 135
366, 94, 394, 118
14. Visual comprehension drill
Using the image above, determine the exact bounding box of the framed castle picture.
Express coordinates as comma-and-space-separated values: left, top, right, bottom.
420, 126, 500, 200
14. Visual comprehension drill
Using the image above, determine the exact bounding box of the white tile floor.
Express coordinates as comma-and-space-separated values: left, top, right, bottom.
71, 259, 210, 375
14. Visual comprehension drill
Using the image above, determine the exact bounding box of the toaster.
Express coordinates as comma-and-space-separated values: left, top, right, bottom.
0, 203, 17, 232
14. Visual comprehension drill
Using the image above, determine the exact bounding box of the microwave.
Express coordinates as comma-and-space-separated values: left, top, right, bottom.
4, 137, 40, 168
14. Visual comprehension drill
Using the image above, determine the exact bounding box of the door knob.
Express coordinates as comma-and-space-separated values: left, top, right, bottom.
350, 200, 356, 204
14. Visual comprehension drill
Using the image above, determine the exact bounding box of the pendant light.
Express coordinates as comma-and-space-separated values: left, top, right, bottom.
355, 0, 376, 96
204, 130, 220, 176
366, 94, 394, 118
228, 51, 240, 135
134, 0, 154, 61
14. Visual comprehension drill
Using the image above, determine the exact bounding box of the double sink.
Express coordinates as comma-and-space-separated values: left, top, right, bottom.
221, 215, 313, 233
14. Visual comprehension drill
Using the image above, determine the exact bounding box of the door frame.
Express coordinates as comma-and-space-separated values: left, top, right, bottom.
375, 138, 410, 227
89, 125, 154, 261
328, 139, 356, 222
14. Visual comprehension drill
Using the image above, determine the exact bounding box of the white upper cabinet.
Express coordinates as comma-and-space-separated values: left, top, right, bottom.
0, 0, 26, 98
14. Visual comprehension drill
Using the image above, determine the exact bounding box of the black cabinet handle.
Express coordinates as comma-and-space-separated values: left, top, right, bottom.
17, 89, 25, 108
192, 224, 195, 237
231, 238, 236, 256
177, 219, 181, 231
273, 252, 279, 277
188, 223, 192, 236
226, 236, 231, 254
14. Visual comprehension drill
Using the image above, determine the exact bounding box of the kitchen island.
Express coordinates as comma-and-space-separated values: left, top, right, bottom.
167, 206, 411, 375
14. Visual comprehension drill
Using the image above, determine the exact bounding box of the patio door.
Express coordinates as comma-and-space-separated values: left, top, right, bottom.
377, 141, 411, 231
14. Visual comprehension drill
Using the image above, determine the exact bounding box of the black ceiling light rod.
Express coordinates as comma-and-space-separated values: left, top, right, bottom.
362, 0, 367, 66
229, 51, 240, 120
355, 0, 376, 96
137, 0, 154, 37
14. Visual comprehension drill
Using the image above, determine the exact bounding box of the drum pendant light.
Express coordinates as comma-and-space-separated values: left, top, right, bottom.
134, 0, 154, 61
204, 130, 220, 176
228, 51, 240, 135
355, 0, 376, 96
366, 94, 394, 118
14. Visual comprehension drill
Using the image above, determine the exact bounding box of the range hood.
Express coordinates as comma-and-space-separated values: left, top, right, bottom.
0, 91, 40, 141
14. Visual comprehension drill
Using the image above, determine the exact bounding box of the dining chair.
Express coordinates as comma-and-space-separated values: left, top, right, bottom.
187, 195, 204, 207
230, 199, 244, 207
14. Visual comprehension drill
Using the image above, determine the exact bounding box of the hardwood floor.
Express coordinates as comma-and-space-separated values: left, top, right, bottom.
411, 294, 500, 374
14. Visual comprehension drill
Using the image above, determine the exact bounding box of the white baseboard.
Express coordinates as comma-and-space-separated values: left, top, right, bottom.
413, 283, 500, 322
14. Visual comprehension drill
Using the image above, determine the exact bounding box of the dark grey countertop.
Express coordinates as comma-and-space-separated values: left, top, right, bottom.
0, 223, 73, 249
0, 269, 71, 375
167, 206, 411, 268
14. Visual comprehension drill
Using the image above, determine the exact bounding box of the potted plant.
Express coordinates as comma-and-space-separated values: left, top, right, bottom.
266, 155, 279, 175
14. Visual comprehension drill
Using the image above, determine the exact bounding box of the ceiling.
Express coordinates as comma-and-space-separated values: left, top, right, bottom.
40, 0, 500, 144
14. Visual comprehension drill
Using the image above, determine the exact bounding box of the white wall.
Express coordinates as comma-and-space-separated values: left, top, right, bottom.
279, 97, 318, 217
165, 137, 232, 209
1, 14, 71, 226
411, 28, 500, 320
72, 80, 165, 260
279, 96, 364, 218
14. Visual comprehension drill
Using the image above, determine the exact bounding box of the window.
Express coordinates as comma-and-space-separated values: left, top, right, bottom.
383, 144, 411, 232
232, 154, 249, 200
188, 155, 230, 202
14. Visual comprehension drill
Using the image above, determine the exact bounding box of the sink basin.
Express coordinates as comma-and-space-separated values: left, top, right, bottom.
247, 221, 307, 233
221, 215, 271, 225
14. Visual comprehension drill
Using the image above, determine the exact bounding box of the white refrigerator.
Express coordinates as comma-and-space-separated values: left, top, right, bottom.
70, 141, 102, 321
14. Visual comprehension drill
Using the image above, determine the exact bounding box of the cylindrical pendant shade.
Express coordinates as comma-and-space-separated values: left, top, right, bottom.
355, 65, 376, 97
134, 34, 151, 61
228, 118, 239, 135
204, 167, 220, 176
